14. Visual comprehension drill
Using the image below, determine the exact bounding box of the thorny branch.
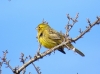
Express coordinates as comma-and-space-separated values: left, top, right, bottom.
65, 13, 79, 37
14, 16, 100, 74
29, 55, 41, 74
19, 53, 28, 64
0, 50, 13, 73
37, 44, 41, 56
0, 14, 100, 74
73, 16, 100, 41
19, 53, 28, 74
14, 40, 70, 74
0, 62, 2, 74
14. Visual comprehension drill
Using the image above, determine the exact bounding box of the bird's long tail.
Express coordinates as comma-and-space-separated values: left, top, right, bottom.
72, 48, 85, 57
66, 43, 85, 57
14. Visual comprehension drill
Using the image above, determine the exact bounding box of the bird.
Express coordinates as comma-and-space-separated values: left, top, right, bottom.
36, 22, 85, 57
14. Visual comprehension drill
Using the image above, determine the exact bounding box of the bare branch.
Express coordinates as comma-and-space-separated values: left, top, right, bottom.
42, 19, 48, 24
0, 62, 2, 74
19, 53, 28, 64
19, 53, 28, 74
73, 16, 100, 41
29, 55, 41, 74
65, 13, 79, 37
14, 16, 100, 74
1, 14, 100, 74
5, 60, 13, 72
36, 44, 41, 56
13, 67, 20, 74
0, 50, 13, 72
15, 40, 71, 73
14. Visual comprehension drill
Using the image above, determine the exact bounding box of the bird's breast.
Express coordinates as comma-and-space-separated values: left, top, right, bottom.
39, 36, 57, 49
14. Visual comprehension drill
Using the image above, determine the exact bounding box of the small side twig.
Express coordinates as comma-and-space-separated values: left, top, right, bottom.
15, 40, 71, 73
36, 44, 41, 56
0, 62, 2, 74
0, 50, 13, 73
19, 53, 28, 74
73, 16, 100, 41
65, 13, 79, 37
29, 55, 41, 74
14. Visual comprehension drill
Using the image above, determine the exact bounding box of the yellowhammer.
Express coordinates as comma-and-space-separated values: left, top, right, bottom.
36, 22, 85, 57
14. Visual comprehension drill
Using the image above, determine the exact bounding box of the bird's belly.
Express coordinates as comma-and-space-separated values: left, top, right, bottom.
39, 37, 57, 49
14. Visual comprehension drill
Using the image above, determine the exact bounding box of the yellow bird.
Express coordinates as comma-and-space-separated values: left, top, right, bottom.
36, 22, 85, 57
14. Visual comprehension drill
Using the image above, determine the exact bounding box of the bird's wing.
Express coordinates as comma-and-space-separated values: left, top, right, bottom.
47, 28, 61, 40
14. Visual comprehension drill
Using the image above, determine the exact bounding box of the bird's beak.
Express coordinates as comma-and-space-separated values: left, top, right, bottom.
35, 27, 38, 30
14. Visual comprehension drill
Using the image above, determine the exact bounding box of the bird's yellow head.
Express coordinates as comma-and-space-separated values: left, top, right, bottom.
36, 23, 50, 32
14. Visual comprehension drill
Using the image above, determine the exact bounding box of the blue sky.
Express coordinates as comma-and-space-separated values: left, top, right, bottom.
0, 0, 100, 74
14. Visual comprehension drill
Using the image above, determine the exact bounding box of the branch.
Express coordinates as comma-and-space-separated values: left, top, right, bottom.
14, 16, 100, 74
1, 15, 100, 74
0, 62, 2, 74
29, 55, 41, 74
15, 40, 71, 74
65, 13, 79, 37
19, 53, 28, 74
73, 16, 100, 41
0, 50, 13, 72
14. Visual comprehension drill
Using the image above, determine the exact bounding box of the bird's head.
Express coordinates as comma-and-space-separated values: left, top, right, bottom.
36, 23, 50, 32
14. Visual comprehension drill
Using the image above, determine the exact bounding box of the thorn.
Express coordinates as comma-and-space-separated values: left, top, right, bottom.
21, 53, 24, 57
34, 55, 38, 59
29, 55, 32, 59
66, 25, 69, 30
36, 52, 43, 58
96, 16, 100, 24
87, 18, 90, 23
79, 28, 83, 33
96, 16, 99, 20
74, 19, 78, 23
6, 50, 8, 53
42, 18, 44, 23
67, 14, 70, 19
76, 13, 79, 19
89, 24, 91, 27
86, 26, 88, 28
47, 49, 52, 56
71, 39, 76, 43
37, 52, 41, 56
69, 24, 73, 27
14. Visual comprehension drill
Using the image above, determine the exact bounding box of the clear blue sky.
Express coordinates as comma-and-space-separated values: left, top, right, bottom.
0, 0, 100, 74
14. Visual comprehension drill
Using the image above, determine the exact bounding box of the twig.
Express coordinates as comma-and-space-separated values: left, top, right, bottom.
73, 16, 100, 41
0, 50, 13, 72
19, 53, 28, 74
14, 16, 100, 74
14, 40, 71, 73
42, 19, 48, 24
5, 60, 13, 72
36, 44, 41, 56
29, 55, 41, 74
0, 62, 2, 74
1, 15, 99, 74
65, 13, 79, 37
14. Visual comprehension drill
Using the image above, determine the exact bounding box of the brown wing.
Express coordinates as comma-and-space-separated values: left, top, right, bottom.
48, 28, 62, 40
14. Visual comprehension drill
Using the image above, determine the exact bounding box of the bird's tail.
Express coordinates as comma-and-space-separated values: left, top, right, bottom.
72, 48, 85, 57
66, 43, 85, 57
